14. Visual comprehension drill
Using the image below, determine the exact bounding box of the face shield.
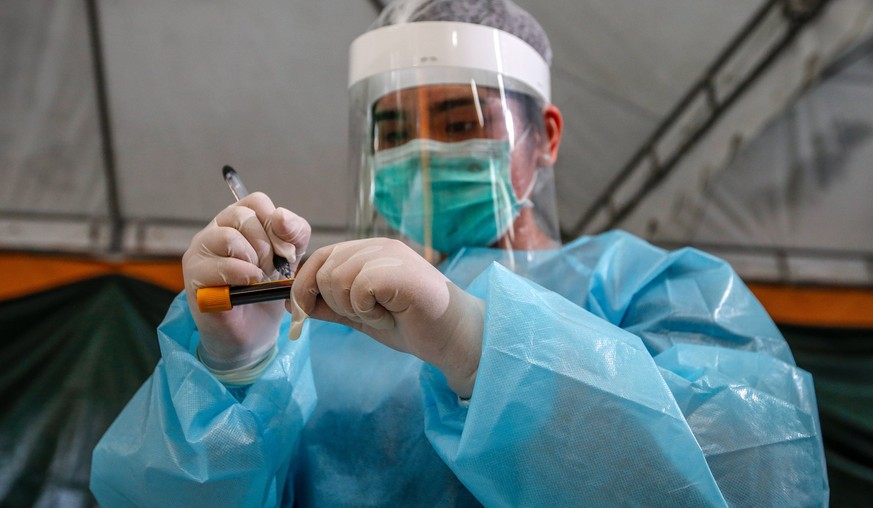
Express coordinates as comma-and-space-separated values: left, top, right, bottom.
348, 21, 560, 264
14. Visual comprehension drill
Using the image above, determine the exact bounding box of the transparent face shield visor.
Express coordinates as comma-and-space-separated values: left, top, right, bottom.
347, 22, 560, 265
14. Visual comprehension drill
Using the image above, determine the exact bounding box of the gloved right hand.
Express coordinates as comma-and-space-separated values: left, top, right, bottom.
182, 192, 311, 376
288, 238, 484, 399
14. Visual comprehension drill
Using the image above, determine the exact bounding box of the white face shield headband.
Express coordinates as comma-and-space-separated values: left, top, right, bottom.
348, 21, 551, 106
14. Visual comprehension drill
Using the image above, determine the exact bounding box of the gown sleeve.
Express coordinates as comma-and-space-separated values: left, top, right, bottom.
90, 293, 317, 508
421, 232, 828, 507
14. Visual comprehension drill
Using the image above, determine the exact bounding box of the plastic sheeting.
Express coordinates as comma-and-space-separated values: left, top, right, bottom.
1, 0, 374, 255
0, 276, 169, 507
4, 1, 870, 286
92, 233, 827, 506
0, 0, 104, 216
637, 35, 873, 285
0, 274, 870, 505
0, 0, 109, 252
2, 0, 768, 256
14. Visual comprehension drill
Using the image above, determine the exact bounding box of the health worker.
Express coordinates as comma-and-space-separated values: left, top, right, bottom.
90, 0, 829, 506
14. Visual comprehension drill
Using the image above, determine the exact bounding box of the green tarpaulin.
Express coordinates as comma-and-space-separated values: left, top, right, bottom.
783, 325, 873, 507
0, 276, 171, 507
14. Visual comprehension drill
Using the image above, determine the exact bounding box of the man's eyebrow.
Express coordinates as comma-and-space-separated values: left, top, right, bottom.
373, 96, 491, 122
432, 97, 479, 113
373, 109, 404, 123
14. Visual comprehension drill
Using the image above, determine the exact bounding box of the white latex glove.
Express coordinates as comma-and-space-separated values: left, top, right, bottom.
183, 192, 310, 376
288, 238, 484, 399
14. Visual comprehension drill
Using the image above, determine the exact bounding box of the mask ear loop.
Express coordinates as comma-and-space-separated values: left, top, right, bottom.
515, 126, 561, 252
523, 151, 555, 203
511, 125, 543, 205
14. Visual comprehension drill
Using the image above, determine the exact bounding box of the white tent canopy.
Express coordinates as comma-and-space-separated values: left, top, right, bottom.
2, 0, 872, 286
631, 38, 873, 286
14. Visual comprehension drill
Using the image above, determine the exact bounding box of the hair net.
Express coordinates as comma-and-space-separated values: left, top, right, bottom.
371, 0, 553, 67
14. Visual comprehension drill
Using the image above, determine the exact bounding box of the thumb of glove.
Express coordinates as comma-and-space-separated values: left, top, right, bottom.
288, 291, 309, 340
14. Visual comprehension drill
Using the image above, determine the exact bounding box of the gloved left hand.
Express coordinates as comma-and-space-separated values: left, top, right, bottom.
288, 238, 484, 399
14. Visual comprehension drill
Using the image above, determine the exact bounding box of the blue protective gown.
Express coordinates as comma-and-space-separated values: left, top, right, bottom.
90, 231, 829, 507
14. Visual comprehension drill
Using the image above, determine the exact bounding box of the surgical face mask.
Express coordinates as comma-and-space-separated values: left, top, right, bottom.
372, 138, 522, 254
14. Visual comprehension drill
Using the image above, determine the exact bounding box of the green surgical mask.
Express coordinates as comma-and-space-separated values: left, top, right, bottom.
372, 138, 521, 254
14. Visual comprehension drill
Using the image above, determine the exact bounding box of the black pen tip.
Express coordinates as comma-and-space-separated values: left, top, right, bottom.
222, 165, 236, 179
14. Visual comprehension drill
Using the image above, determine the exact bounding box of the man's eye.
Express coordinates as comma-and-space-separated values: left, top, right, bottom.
446, 121, 478, 135
383, 131, 409, 145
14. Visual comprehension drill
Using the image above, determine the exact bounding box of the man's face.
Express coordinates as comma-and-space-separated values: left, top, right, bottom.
372, 84, 543, 198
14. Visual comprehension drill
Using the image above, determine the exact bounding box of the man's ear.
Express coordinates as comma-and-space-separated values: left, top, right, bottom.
542, 104, 563, 165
